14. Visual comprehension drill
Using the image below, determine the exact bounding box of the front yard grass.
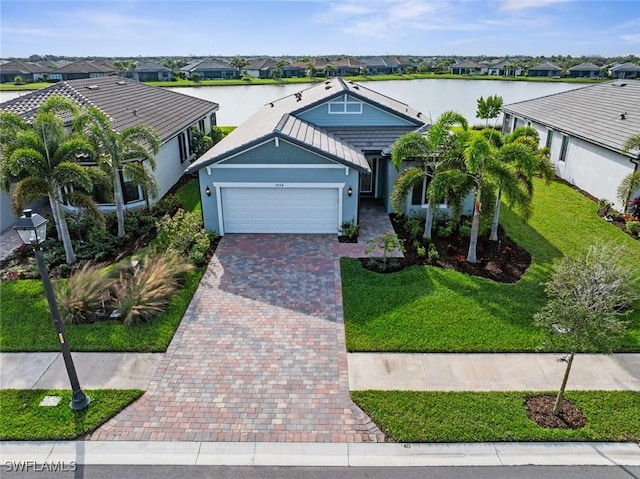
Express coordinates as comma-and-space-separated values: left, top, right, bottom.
0, 389, 143, 440
343, 179, 640, 352
352, 390, 640, 442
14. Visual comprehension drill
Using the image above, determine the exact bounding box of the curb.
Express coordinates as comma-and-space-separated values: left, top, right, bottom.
1, 441, 639, 467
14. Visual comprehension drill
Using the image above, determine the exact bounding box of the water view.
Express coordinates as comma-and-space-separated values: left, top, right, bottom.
0, 79, 584, 126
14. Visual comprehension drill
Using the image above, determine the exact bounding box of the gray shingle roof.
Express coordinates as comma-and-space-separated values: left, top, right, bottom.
186, 77, 426, 174
529, 62, 562, 71
0, 76, 219, 143
502, 80, 640, 158
611, 62, 640, 72
568, 62, 601, 71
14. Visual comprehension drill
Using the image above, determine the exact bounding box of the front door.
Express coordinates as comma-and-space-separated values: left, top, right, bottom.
360, 157, 377, 197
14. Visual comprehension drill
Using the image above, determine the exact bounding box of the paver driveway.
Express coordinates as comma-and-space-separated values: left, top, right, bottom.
92, 234, 383, 442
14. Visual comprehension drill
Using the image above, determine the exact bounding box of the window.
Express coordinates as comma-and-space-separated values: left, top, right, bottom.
198, 119, 205, 132
120, 170, 142, 203
328, 94, 363, 114
502, 114, 512, 135
187, 127, 194, 155
178, 132, 188, 163
209, 113, 217, 127
545, 130, 554, 150
411, 167, 434, 206
559, 135, 569, 163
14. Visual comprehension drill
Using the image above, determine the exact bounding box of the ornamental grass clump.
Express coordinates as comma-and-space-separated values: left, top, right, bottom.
113, 251, 194, 326
54, 262, 111, 324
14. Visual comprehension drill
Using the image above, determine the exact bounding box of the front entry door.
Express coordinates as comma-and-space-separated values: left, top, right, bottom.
360, 157, 377, 197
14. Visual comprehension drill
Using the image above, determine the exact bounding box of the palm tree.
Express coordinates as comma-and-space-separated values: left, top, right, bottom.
0, 96, 99, 264
229, 57, 248, 79
618, 134, 640, 209
488, 126, 555, 241
75, 107, 160, 238
463, 128, 539, 263
390, 111, 469, 239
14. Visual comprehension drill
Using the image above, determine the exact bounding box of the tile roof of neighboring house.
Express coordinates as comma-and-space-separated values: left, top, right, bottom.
0, 76, 219, 143
502, 80, 640, 158
452, 61, 485, 68
245, 58, 277, 70
52, 60, 114, 74
568, 62, 602, 71
528, 62, 562, 71
180, 59, 233, 72
187, 77, 427, 174
0, 60, 51, 74
363, 57, 413, 68
133, 60, 171, 72
611, 62, 640, 72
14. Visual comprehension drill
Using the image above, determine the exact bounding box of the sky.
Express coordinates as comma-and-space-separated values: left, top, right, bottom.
0, 0, 638, 58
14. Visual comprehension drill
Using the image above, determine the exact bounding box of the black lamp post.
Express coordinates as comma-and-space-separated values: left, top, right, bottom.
14, 209, 90, 411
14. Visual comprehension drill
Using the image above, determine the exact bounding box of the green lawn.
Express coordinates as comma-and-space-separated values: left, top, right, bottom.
343, 179, 640, 352
0, 389, 143, 440
352, 390, 640, 442
175, 177, 201, 213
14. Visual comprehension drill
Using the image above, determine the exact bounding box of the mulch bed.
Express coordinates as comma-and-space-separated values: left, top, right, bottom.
525, 394, 588, 429
358, 214, 532, 283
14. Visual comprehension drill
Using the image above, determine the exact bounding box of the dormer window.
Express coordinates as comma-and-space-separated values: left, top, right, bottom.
328, 94, 363, 114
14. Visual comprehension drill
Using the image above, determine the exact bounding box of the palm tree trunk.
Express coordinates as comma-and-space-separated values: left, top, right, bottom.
466, 187, 482, 263
490, 189, 502, 241
553, 352, 574, 416
54, 199, 77, 264
113, 170, 126, 238
48, 195, 63, 241
423, 202, 434, 240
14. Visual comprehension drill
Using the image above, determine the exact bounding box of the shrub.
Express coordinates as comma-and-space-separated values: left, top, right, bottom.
437, 220, 456, 238
339, 218, 360, 241
113, 251, 194, 326
630, 197, 640, 220
155, 208, 212, 265
54, 262, 111, 324
403, 216, 424, 242
414, 241, 426, 258
428, 243, 440, 262
151, 195, 183, 218
364, 233, 405, 272
75, 226, 123, 262
626, 221, 640, 237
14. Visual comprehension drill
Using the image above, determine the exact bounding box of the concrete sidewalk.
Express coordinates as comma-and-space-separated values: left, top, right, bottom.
348, 353, 640, 391
2, 351, 639, 392
0, 353, 162, 390
1, 441, 639, 466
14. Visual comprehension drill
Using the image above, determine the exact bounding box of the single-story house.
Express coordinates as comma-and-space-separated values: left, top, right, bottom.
186, 77, 432, 235
527, 62, 562, 77
0, 77, 219, 231
568, 62, 603, 78
502, 80, 640, 211
610, 62, 640, 79
180, 59, 237, 79
449, 61, 486, 75
128, 60, 173, 82
0, 60, 52, 83
46, 60, 115, 81
487, 61, 523, 77
363, 57, 415, 75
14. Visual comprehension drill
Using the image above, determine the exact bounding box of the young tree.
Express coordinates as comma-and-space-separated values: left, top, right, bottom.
0, 96, 100, 264
476, 94, 503, 128
390, 111, 469, 239
75, 107, 160, 238
534, 243, 638, 415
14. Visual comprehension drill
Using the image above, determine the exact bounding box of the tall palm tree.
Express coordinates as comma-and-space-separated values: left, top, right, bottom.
488, 126, 555, 241
463, 128, 538, 263
75, 107, 160, 238
390, 111, 469, 239
618, 134, 640, 209
0, 96, 99, 264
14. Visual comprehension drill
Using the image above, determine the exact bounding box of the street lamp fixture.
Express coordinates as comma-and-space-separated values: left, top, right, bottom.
14, 209, 90, 411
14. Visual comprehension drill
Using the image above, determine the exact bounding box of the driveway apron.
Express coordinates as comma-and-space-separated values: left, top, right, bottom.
92, 234, 383, 442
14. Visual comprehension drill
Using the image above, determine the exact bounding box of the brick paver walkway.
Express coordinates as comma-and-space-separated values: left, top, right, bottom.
92, 230, 386, 442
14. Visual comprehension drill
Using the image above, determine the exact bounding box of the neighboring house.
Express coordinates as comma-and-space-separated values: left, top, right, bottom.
128, 60, 173, 81
363, 57, 415, 75
527, 62, 562, 77
502, 81, 640, 211
331, 58, 367, 76
568, 62, 603, 78
487, 60, 523, 77
186, 77, 431, 235
244, 58, 278, 78
449, 61, 486, 75
180, 59, 237, 79
0, 76, 219, 230
610, 62, 640, 79
47, 60, 115, 81
0, 60, 51, 83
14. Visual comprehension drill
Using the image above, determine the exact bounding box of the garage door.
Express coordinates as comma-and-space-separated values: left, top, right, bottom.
221, 187, 339, 233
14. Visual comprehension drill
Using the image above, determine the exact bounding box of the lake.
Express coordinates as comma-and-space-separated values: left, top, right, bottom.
0, 79, 584, 126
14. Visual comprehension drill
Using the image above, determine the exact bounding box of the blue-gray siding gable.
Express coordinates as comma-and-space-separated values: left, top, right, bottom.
298, 94, 415, 127
216, 139, 337, 165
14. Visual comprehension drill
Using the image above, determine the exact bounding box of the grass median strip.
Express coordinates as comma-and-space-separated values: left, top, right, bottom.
352, 390, 640, 442
0, 389, 144, 440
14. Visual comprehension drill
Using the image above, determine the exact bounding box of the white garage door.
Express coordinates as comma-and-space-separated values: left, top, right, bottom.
221, 187, 339, 233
